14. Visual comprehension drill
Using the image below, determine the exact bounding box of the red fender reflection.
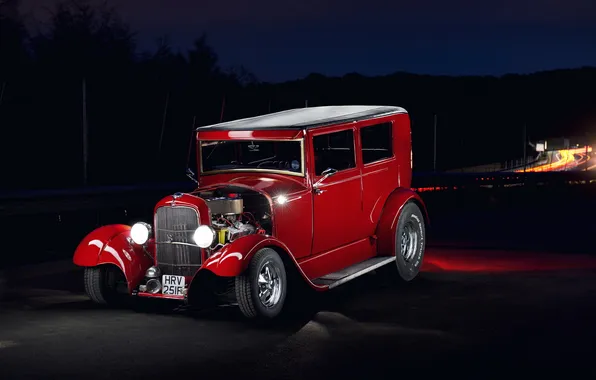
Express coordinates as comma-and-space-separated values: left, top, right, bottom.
375, 188, 428, 256
198, 234, 325, 290
73, 224, 155, 293
201, 234, 289, 276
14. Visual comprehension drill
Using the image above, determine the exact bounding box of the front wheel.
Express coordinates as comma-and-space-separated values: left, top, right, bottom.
394, 202, 426, 281
84, 265, 127, 305
235, 248, 287, 319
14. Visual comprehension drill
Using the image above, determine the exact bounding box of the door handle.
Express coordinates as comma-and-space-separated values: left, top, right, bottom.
314, 188, 325, 195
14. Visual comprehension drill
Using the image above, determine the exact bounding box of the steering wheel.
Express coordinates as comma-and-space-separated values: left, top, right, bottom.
257, 160, 276, 168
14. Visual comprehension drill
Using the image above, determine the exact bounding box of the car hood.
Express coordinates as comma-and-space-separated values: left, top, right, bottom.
200, 174, 309, 198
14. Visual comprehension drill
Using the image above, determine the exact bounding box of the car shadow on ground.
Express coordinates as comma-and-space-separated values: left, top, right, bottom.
15, 267, 435, 332
12, 264, 596, 339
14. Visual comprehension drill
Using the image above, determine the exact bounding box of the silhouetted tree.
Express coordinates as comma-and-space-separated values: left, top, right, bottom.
227, 65, 259, 86
188, 34, 219, 79
0, 0, 29, 81
31, 0, 135, 76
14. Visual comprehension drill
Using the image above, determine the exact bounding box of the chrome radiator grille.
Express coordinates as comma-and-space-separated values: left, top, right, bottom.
154, 206, 202, 277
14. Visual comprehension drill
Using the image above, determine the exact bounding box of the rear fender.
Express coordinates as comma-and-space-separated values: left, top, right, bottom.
194, 234, 325, 290
375, 188, 429, 256
73, 224, 155, 293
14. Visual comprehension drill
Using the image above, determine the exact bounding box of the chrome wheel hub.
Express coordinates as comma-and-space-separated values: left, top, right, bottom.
257, 261, 282, 308
400, 221, 418, 262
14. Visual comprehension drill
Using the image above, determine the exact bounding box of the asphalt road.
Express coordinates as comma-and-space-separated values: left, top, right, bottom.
1, 248, 596, 379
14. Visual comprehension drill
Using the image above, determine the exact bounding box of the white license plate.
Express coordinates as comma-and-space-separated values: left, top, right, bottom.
162, 275, 185, 296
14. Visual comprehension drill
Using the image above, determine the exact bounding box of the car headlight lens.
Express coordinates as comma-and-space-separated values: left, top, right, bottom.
193, 225, 216, 248
130, 222, 151, 245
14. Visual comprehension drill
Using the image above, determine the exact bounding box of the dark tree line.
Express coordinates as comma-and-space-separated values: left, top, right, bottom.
1, 0, 595, 191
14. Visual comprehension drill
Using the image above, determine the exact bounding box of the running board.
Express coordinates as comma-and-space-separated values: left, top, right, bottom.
312, 256, 396, 289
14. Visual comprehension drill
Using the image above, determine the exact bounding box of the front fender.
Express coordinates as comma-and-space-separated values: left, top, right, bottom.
190, 234, 327, 294
73, 224, 155, 293
200, 234, 289, 277
375, 188, 428, 256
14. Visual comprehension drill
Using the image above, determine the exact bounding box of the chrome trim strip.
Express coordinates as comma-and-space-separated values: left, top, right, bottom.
155, 241, 198, 248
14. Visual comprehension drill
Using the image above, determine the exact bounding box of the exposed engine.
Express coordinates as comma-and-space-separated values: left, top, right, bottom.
198, 189, 271, 246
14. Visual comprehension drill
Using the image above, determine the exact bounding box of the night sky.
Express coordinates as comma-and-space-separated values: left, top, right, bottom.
19, 0, 596, 82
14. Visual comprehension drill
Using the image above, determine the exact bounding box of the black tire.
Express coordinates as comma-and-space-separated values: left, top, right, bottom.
394, 202, 425, 281
84, 266, 126, 305
235, 248, 287, 319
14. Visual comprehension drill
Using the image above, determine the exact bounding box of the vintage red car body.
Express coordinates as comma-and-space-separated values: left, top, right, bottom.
73, 105, 428, 319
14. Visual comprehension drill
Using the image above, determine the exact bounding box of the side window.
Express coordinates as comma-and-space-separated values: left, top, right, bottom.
360, 122, 393, 164
313, 129, 356, 176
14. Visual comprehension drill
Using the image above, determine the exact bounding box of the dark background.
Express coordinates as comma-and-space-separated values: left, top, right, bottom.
2, 0, 596, 191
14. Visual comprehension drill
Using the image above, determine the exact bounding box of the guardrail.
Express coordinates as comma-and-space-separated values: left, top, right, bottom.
0, 182, 195, 217
0, 182, 194, 201
411, 170, 596, 190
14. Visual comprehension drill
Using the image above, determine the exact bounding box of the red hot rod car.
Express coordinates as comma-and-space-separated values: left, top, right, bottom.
73, 105, 428, 319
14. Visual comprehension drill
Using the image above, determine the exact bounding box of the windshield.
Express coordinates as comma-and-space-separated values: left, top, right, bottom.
200, 139, 304, 176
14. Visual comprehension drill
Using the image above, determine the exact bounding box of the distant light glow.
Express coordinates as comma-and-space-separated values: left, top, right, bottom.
276, 195, 288, 205
516, 146, 593, 172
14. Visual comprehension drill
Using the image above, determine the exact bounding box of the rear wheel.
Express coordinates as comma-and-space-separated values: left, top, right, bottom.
235, 248, 287, 319
84, 265, 127, 305
394, 202, 425, 281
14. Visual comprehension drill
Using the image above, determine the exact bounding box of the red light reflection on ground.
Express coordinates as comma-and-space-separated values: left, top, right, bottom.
421, 248, 596, 273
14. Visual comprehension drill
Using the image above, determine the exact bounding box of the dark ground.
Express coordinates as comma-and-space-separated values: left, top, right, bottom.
1, 248, 596, 379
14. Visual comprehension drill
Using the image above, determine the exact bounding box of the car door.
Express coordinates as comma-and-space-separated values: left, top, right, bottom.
310, 127, 363, 255
359, 121, 399, 236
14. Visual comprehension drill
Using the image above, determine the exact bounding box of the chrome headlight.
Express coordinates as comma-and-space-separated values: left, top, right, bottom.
193, 225, 216, 248
130, 222, 152, 245
145, 266, 161, 279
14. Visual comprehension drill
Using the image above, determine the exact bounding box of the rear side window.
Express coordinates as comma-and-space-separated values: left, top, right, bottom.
360, 122, 393, 164
313, 129, 356, 175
